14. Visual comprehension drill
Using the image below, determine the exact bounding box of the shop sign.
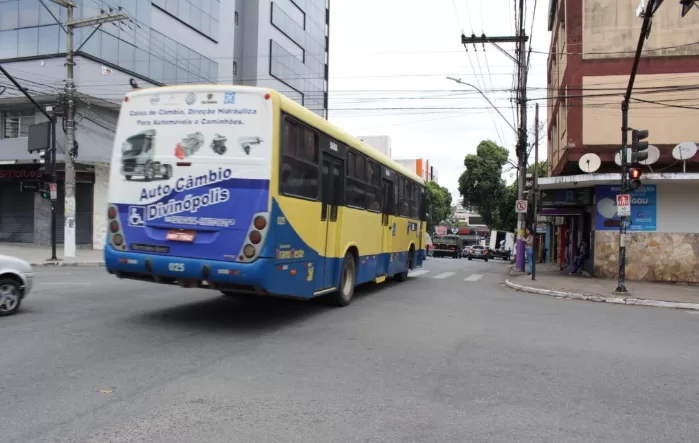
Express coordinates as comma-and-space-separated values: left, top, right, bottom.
539, 188, 593, 207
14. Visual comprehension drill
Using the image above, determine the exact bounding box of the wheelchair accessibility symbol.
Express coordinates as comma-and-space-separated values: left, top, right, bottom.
128, 206, 145, 227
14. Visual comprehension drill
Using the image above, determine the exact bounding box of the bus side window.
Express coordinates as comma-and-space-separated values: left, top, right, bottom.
279, 117, 319, 200
410, 183, 419, 219
366, 160, 381, 212
346, 149, 366, 208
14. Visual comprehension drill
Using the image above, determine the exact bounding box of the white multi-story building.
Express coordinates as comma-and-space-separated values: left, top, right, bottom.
0, 0, 330, 248
357, 135, 392, 158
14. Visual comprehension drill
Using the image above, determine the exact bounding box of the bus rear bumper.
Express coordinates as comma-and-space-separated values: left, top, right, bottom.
104, 246, 274, 294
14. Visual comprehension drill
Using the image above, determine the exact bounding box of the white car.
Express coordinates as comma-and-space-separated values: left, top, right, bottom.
0, 254, 34, 316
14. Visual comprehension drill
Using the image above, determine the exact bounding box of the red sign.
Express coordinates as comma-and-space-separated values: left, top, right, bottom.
0, 169, 42, 180
166, 230, 196, 242
616, 194, 630, 207
0, 168, 95, 183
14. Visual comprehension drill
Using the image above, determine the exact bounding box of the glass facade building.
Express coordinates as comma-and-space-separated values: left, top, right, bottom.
0, 0, 329, 117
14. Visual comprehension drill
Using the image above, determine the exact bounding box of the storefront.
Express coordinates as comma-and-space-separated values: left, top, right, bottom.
538, 187, 595, 275
537, 173, 699, 283
0, 165, 94, 246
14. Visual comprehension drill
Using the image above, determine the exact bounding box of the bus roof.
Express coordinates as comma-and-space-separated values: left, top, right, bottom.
122, 84, 425, 185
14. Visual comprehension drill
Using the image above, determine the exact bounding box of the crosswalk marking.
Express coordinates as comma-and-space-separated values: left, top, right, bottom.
408, 270, 429, 277
433, 272, 456, 279
464, 274, 483, 282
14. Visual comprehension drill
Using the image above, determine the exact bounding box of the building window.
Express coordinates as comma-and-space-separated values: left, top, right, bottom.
234, 11, 239, 25
2, 110, 35, 139
233, 61, 237, 76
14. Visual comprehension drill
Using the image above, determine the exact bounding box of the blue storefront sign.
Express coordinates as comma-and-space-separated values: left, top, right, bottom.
595, 184, 657, 231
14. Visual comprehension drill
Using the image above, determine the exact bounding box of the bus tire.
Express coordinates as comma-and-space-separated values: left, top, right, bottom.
395, 249, 412, 282
329, 252, 356, 307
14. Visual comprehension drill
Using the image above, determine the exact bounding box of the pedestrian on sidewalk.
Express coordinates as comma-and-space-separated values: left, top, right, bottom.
570, 236, 588, 275
524, 227, 534, 275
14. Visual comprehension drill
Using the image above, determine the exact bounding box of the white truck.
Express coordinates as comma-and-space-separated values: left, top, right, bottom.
488, 230, 514, 260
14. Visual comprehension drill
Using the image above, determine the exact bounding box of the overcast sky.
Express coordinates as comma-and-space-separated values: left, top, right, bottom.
327, 0, 551, 203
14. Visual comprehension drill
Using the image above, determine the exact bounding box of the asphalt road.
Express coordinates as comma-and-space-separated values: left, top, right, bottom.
2, 256, 699, 442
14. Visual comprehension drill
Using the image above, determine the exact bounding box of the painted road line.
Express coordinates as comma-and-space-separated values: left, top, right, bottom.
408, 270, 430, 277
686, 311, 699, 315
432, 272, 455, 279
464, 274, 484, 282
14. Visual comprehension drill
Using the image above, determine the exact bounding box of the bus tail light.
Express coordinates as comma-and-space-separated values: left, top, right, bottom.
253, 215, 267, 230
237, 212, 270, 262
243, 244, 256, 258
106, 204, 128, 251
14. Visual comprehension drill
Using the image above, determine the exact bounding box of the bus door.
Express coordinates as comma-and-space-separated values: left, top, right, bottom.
320, 154, 344, 289
380, 177, 394, 275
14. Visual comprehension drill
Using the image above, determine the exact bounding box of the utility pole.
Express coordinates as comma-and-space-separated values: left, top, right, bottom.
51, 0, 127, 257
532, 103, 539, 281
460, 0, 529, 272
615, 0, 656, 293
613, 0, 695, 292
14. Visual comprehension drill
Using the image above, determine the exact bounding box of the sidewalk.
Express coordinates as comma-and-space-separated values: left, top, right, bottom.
505, 264, 699, 311
0, 243, 104, 267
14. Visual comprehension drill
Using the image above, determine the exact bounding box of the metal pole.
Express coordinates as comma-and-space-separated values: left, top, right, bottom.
532, 103, 539, 280
50, 118, 57, 261
615, 0, 657, 294
63, 3, 77, 258
515, 0, 528, 272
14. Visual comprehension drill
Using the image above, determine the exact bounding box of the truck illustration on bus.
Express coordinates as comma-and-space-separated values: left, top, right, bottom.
120, 129, 172, 181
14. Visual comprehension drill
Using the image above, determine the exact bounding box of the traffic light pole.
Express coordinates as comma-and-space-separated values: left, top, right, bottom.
615, 0, 657, 294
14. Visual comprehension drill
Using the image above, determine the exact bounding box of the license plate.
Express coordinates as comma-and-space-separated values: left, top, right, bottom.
166, 230, 196, 242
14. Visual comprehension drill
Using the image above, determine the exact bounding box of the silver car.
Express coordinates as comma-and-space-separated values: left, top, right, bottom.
0, 254, 34, 316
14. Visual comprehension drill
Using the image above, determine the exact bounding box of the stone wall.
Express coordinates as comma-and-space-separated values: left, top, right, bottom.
595, 231, 699, 283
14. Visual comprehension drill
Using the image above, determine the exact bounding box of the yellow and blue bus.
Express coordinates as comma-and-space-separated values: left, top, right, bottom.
104, 85, 426, 306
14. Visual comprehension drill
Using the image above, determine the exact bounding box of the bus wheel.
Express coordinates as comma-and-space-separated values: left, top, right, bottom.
329, 253, 356, 307
395, 249, 412, 282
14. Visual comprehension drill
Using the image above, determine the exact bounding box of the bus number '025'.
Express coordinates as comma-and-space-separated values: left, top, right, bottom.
168, 263, 185, 272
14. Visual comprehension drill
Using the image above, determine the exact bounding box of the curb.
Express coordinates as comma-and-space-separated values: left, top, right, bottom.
504, 279, 699, 311
31, 261, 105, 267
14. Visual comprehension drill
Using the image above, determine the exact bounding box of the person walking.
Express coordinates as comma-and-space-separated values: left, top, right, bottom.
524, 227, 534, 276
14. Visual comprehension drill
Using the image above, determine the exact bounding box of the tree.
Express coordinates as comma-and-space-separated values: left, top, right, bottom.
425, 181, 452, 232
457, 140, 510, 229
493, 160, 549, 232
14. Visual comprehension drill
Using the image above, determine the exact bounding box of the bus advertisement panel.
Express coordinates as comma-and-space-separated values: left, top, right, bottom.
105, 86, 273, 263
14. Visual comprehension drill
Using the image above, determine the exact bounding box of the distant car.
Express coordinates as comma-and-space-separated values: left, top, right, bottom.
467, 245, 490, 262
0, 254, 34, 316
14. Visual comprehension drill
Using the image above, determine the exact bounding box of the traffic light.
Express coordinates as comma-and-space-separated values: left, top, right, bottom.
37, 149, 47, 174
631, 129, 649, 163
38, 182, 50, 200
629, 167, 642, 190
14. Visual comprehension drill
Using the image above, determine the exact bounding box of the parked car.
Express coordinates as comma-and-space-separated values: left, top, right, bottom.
466, 245, 490, 262
0, 254, 34, 316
